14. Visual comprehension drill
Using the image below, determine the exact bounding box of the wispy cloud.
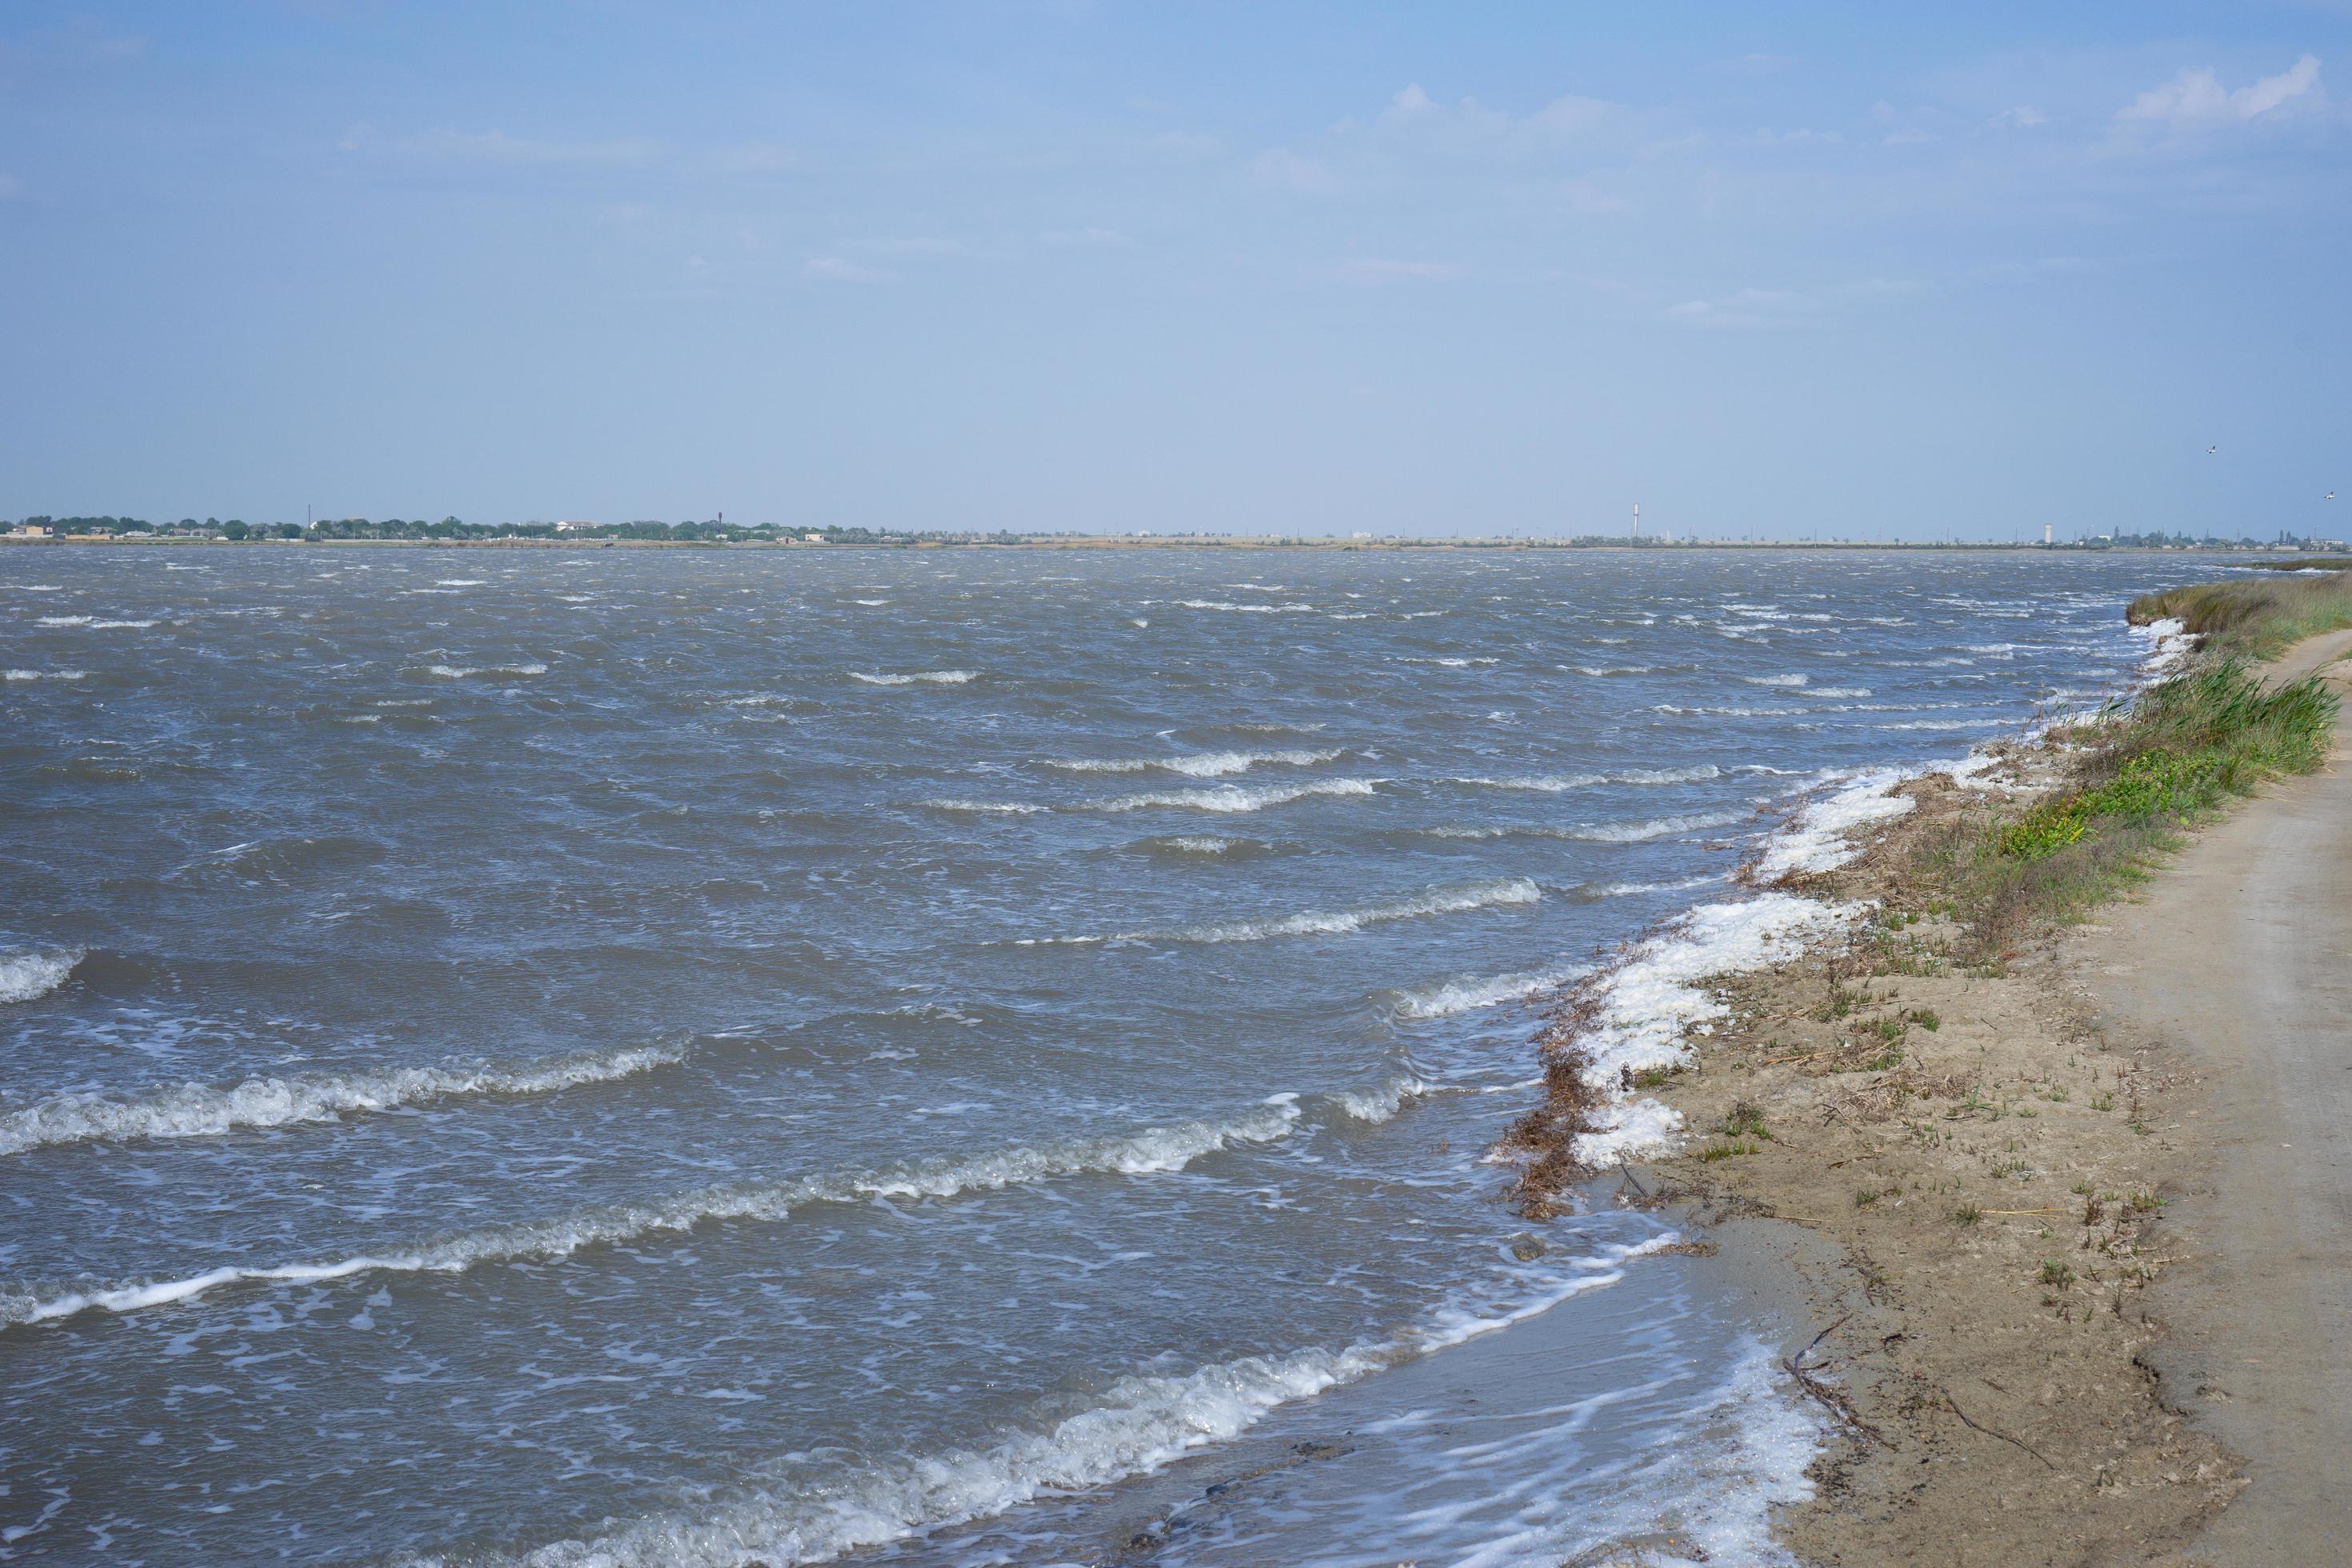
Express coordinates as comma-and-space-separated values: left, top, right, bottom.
1041, 226, 1136, 248
2118, 54, 2323, 129
367, 128, 660, 166
1252, 147, 1336, 191
804, 256, 894, 284
1330, 258, 1466, 285
1666, 278, 1923, 330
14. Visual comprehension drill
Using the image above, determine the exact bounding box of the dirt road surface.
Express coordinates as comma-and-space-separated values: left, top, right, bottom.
2082, 627, 2352, 1565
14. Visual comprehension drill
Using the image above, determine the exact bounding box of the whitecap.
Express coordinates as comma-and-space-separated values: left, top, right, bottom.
4, 670, 89, 682
0, 948, 82, 1006
502, 1237, 1669, 1568
1046, 747, 1339, 778
0, 1097, 1305, 1326
850, 669, 978, 686
426, 662, 547, 678
1049, 878, 1538, 946
0, 1041, 686, 1158
1392, 963, 1590, 1019
1098, 778, 1374, 814
1449, 766, 1718, 793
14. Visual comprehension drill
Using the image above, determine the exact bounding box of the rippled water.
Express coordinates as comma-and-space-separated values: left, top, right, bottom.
0, 546, 2199, 1563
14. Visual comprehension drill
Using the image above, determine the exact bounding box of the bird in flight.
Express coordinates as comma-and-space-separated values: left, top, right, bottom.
2206, 445, 2217, 455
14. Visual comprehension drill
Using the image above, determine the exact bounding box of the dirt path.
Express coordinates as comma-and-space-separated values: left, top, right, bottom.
2080, 626, 2352, 1564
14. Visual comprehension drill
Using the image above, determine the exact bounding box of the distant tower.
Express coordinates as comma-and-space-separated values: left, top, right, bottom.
1632, 502, 1641, 541
2043, 523, 2052, 546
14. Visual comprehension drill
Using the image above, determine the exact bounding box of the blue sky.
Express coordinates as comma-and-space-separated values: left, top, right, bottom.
2, 2, 2346, 538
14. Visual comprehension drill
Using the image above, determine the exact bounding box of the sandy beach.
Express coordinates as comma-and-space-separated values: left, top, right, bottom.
1545, 620, 2352, 1562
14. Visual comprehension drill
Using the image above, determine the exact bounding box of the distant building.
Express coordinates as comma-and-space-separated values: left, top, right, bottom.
554, 520, 598, 533
10, 524, 50, 538
803, 533, 825, 542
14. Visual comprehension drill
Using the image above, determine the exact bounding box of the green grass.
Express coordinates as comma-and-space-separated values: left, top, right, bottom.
2129, 570, 2352, 661
1918, 651, 2338, 960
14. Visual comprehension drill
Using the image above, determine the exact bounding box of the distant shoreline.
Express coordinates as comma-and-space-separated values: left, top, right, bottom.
0, 534, 2323, 557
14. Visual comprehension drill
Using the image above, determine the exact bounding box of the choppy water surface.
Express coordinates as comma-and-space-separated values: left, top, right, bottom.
0, 547, 2200, 1563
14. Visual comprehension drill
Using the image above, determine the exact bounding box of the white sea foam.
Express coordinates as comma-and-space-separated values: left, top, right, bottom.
0, 1098, 1305, 1327
1422, 810, 1740, 844
850, 669, 978, 686
2134, 615, 2194, 673
1653, 704, 1805, 717
426, 662, 547, 678
1173, 599, 1315, 614
1562, 894, 1858, 1166
1809, 686, 1872, 698
498, 1238, 1667, 1568
1098, 778, 1374, 814
1450, 765, 1718, 793
0, 948, 82, 1006
1751, 770, 1918, 880
1333, 1076, 1438, 1123
436, 578, 486, 587
1162, 836, 1236, 854
1062, 878, 1539, 946
4, 670, 89, 682
1393, 962, 1590, 1019
1046, 747, 1339, 778
1569, 664, 1654, 676
34, 615, 90, 626
0, 1041, 685, 1158
921, 798, 1047, 815
1742, 674, 1808, 687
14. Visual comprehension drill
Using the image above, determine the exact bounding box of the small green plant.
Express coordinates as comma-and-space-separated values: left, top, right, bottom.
2126, 1190, 2165, 1214
2040, 1259, 2077, 1288
1698, 1140, 1757, 1162
1719, 1100, 1770, 1140
1631, 1066, 1676, 1090
1854, 1187, 1883, 1208
1907, 1007, 1942, 1032
2090, 1092, 2114, 1112
1952, 1203, 1982, 1226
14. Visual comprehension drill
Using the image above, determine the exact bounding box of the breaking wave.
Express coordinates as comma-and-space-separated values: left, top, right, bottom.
1392, 962, 1590, 1019
426, 662, 547, 678
0, 1041, 686, 1158
497, 1238, 1670, 1568
0, 1097, 1305, 1327
1421, 810, 1740, 844
1045, 747, 1340, 778
0, 948, 82, 1006
1449, 766, 1719, 793
850, 670, 979, 686
1037, 878, 1538, 946
1099, 778, 1374, 814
